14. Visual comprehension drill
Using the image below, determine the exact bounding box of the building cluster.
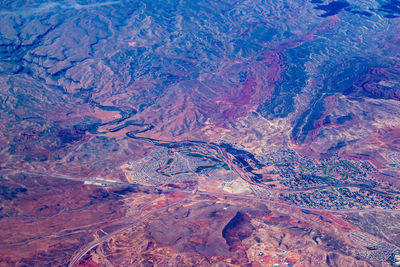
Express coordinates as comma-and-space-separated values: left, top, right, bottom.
127, 147, 236, 185
279, 188, 400, 210
262, 149, 377, 190
257, 149, 400, 210
351, 246, 400, 263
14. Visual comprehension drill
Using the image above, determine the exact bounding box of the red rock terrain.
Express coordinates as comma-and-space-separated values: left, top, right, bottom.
1, 0, 400, 266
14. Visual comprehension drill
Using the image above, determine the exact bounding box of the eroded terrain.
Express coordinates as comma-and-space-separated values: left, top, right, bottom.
1, 0, 400, 266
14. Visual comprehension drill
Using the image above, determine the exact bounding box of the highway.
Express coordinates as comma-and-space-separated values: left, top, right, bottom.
3, 167, 400, 216
3, 167, 400, 266
67, 186, 198, 267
